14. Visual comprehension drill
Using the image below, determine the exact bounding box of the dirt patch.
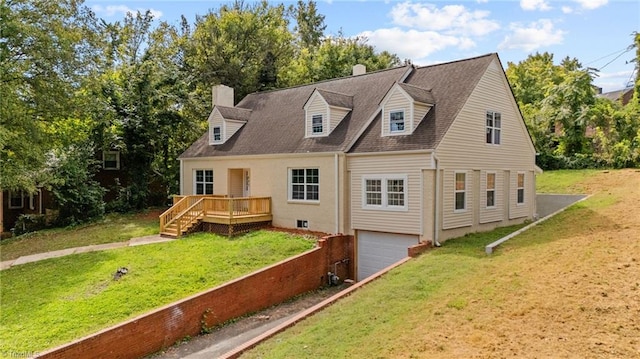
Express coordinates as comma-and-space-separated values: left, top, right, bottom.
403, 169, 640, 358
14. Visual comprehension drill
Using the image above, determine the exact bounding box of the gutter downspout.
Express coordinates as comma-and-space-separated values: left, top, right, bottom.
433, 153, 441, 247
334, 153, 339, 234
179, 159, 184, 195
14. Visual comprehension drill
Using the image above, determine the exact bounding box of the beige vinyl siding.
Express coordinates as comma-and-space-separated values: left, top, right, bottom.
442, 169, 473, 229
436, 58, 536, 225
181, 153, 344, 234
305, 93, 328, 137
208, 109, 225, 145
330, 107, 350, 133
479, 170, 504, 223
509, 170, 531, 219
413, 102, 431, 132
349, 152, 431, 235
435, 59, 535, 169
381, 87, 411, 136
225, 120, 246, 142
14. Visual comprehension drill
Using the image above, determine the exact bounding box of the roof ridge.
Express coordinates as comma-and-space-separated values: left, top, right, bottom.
414, 53, 496, 70
242, 64, 412, 97
316, 88, 353, 97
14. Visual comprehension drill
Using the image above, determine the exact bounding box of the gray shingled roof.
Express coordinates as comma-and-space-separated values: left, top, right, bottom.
181, 65, 410, 158
316, 88, 353, 109
180, 53, 498, 158
397, 82, 435, 105
216, 106, 252, 121
349, 53, 495, 153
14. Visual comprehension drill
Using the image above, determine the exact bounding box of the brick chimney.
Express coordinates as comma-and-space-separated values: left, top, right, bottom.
212, 84, 234, 107
352, 64, 366, 76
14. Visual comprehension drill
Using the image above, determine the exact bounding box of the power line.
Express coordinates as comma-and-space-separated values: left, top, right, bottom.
586, 47, 629, 65
597, 47, 633, 71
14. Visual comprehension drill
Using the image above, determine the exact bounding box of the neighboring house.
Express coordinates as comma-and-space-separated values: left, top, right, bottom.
1, 189, 55, 236
598, 87, 634, 106
177, 53, 537, 280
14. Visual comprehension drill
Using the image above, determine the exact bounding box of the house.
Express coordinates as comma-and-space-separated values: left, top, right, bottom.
171, 53, 537, 280
1, 189, 55, 236
597, 87, 634, 106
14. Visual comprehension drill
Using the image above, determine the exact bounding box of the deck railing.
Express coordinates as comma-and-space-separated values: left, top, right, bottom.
160, 196, 272, 236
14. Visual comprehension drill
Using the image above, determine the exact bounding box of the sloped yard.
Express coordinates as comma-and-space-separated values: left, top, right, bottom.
242, 169, 640, 358
0, 231, 315, 356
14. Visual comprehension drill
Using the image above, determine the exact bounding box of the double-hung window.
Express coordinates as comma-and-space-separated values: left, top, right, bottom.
9, 191, 23, 209
486, 111, 501, 145
486, 172, 496, 208
290, 168, 319, 201
194, 170, 214, 195
311, 114, 323, 135
212, 126, 222, 142
455, 172, 466, 211
390, 111, 405, 133
363, 175, 407, 210
517, 173, 525, 204
103, 151, 120, 170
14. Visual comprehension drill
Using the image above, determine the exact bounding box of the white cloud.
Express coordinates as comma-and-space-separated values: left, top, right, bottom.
359, 28, 475, 63
390, 2, 500, 36
92, 4, 163, 19
573, 0, 608, 10
498, 19, 565, 52
520, 0, 552, 11
561, 6, 574, 13
477, 0, 489, 3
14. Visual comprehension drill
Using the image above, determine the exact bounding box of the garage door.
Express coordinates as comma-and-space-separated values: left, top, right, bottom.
357, 231, 419, 281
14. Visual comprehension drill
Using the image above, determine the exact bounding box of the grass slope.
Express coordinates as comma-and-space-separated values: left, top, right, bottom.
0, 210, 162, 261
243, 169, 640, 358
0, 231, 315, 355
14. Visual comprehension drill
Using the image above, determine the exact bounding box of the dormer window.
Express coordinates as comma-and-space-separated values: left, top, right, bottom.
380, 83, 434, 137
303, 88, 352, 138
390, 111, 405, 132
312, 115, 324, 134
213, 126, 222, 142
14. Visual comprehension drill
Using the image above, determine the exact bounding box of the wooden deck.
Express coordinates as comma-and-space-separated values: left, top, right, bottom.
160, 196, 272, 237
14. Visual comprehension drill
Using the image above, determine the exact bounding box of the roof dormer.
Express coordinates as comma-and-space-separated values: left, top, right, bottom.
208, 85, 251, 145
303, 88, 353, 138
380, 82, 434, 136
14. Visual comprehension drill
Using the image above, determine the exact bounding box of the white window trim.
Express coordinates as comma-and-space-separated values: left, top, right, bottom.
103, 151, 120, 170
288, 168, 320, 203
212, 126, 222, 143
193, 169, 214, 195
362, 174, 408, 211
8, 191, 24, 209
485, 171, 497, 209
310, 113, 325, 136
389, 109, 407, 134
516, 172, 525, 206
454, 171, 467, 213
486, 111, 502, 145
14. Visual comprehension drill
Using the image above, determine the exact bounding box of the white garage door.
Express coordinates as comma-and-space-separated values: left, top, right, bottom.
357, 231, 419, 281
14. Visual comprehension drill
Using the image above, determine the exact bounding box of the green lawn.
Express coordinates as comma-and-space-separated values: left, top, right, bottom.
0, 210, 161, 261
0, 230, 315, 355
242, 169, 639, 358
535, 168, 600, 193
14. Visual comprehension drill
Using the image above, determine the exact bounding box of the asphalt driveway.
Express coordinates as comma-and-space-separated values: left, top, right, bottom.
536, 194, 588, 219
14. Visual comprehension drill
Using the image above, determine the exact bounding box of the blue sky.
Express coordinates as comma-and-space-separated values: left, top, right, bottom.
87, 0, 639, 92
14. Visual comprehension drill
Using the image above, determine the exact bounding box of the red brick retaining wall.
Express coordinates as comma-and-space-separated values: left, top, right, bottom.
37, 234, 354, 359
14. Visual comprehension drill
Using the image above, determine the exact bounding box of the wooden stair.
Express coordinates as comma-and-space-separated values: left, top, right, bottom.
160, 197, 207, 238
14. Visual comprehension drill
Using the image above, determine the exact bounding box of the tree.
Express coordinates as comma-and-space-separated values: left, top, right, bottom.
188, 1, 294, 101
0, 0, 98, 193
279, 34, 400, 87
293, 0, 326, 49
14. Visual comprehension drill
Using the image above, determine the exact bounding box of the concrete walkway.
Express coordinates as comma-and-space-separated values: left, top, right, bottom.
0, 234, 175, 271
